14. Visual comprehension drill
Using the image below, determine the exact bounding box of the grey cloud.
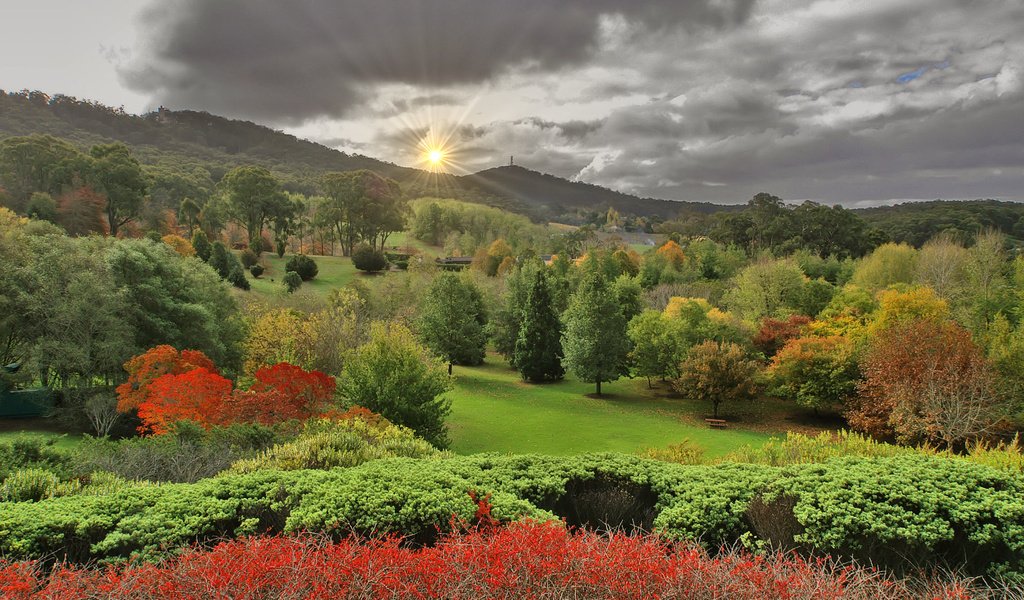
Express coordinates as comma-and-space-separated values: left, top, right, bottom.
125, 0, 1024, 205
123, 0, 754, 122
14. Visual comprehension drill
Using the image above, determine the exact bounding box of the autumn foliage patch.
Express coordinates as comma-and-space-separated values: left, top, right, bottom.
117, 346, 335, 434
0, 522, 981, 600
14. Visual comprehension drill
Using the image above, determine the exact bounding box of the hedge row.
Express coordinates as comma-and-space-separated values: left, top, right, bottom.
1, 453, 1022, 579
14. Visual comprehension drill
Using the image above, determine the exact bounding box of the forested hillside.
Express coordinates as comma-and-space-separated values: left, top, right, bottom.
0, 90, 415, 196
0, 90, 705, 221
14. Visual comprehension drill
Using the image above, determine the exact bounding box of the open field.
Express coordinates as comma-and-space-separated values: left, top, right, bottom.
447, 355, 777, 456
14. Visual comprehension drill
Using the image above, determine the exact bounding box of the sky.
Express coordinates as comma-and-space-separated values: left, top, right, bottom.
1, 0, 1023, 206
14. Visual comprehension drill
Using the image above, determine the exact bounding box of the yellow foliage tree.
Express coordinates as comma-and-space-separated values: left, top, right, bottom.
655, 240, 687, 270
663, 296, 711, 319
161, 234, 196, 257
871, 286, 949, 333
243, 308, 303, 376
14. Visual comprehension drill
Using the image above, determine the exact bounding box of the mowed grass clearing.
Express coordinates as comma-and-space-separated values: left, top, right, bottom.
244, 253, 360, 299
447, 356, 773, 457
0, 429, 83, 451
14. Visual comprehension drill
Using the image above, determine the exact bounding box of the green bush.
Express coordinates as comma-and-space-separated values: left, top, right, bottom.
351, 243, 389, 273
0, 437, 71, 480
285, 254, 318, 281
191, 230, 212, 262
283, 271, 302, 293
240, 249, 258, 268
0, 468, 76, 502
249, 264, 265, 278
0, 454, 1020, 578
758, 455, 1024, 579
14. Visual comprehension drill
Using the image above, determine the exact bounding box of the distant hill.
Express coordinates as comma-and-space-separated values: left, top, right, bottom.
454, 165, 730, 220
0, 90, 727, 219
856, 199, 1024, 246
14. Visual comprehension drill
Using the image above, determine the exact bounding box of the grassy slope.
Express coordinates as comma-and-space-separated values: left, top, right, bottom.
447, 356, 772, 457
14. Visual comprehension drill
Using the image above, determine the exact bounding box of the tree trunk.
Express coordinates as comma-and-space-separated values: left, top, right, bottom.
448, 362, 453, 376
713, 400, 720, 419
596, 380, 602, 396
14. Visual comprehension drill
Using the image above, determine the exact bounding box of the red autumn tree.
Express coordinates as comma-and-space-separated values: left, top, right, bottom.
214, 364, 333, 426
136, 367, 232, 435
252, 363, 335, 411
753, 315, 812, 358
850, 318, 1007, 447
116, 346, 218, 413
133, 358, 335, 432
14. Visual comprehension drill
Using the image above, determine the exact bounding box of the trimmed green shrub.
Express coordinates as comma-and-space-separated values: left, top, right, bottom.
283, 271, 302, 293
286, 254, 318, 281
351, 243, 389, 273
756, 455, 1024, 579
249, 264, 265, 278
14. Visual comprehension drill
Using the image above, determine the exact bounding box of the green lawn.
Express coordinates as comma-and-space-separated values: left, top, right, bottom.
245, 253, 360, 299
387, 232, 442, 258
447, 356, 773, 457
0, 429, 83, 451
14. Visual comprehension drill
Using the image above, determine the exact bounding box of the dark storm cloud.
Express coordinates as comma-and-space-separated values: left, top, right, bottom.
123, 0, 754, 122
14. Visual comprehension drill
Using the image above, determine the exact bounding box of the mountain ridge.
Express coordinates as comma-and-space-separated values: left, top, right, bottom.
0, 90, 730, 219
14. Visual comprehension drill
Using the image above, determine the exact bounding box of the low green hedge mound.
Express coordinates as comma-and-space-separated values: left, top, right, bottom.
0, 453, 1021, 580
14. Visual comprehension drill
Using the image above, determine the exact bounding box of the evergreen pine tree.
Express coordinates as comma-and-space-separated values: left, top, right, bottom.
513, 269, 564, 382
419, 273, 488, 374
561, 269, 630, 395
191, 229, 212, 262
490, 260, 539, 362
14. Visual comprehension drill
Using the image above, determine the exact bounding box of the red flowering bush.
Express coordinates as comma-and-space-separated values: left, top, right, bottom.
0, 522, 981, 599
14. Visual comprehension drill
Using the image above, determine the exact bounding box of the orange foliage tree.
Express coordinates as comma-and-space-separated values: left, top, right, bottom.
116, 345, 217, 413
55, 184, 107, 236
769, 335, 859, 413
655, 240, 687, 270
136, 367, 233, 435
161, 234, 196, 257
851, 319, 1007, 447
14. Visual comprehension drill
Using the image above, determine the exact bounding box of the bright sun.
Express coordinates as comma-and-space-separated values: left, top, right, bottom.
428, 149, 444, 165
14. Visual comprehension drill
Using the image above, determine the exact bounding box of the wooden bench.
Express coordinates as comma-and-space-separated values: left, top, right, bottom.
704, 418, 728, 429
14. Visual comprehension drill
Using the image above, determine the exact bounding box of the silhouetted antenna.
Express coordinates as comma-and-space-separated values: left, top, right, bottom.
510, 155, 514, 166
